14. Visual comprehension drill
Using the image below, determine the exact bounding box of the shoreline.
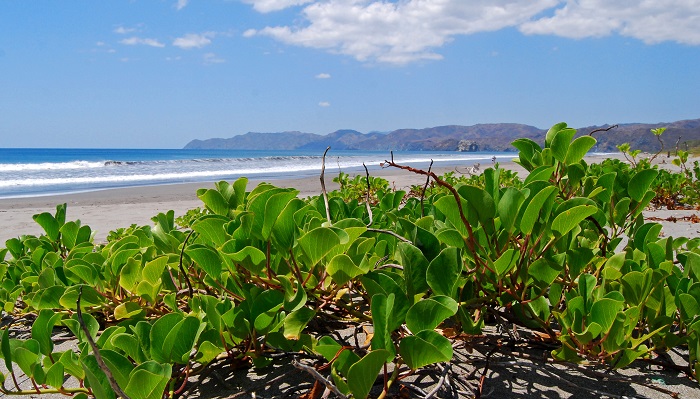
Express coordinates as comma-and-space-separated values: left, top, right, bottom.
1, 152, 695, 245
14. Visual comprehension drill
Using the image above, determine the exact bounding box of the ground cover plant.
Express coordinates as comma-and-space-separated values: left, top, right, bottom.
1, 122, 700, 398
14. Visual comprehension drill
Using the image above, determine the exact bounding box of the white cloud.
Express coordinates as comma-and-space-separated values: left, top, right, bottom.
203, 53, 225, 64
245, 0, 700, 65
175, 0, 189, 10
242, 0, 314, 13
250, 0, 558, 64
113, 26, 138, 35
519, 0, 700, 45
318, 101, 331, 107
315, 73, 331, 79
173, 32, 215, 49
119, 37, 166, 48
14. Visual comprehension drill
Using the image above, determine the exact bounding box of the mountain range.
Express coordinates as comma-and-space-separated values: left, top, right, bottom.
183, 118, 700, 153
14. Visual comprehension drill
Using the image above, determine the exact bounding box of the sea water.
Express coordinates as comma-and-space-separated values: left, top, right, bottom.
0, 148, 513, 198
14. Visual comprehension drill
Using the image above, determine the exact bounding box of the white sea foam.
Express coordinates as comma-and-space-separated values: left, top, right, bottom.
0, 160, 107, 172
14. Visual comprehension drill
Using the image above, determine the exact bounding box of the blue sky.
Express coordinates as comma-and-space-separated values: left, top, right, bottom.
1, 0, 699, 148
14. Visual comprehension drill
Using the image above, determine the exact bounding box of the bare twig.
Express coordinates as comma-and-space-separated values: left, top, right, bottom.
363, 163, 373, 227
588, 124, 618, 136
77, 286, 131, 399
179, 230, 195, 299
421, 159, 434, 218
292, 360, 348, 399
424, 363, 450, 399
367, 227, 412, 243
320, 146, 332, 225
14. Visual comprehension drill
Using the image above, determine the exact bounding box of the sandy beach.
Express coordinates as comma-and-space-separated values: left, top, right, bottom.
0, 164, 477, 244
2, 153, 698, 244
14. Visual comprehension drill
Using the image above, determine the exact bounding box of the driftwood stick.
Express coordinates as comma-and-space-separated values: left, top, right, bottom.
292, 360, 348, 399
363, 163, 374, 227
320, 146, 332, 225
77, 286, 131, 399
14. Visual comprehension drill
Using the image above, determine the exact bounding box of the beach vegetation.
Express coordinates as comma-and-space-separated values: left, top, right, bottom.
1, 122, 700, 398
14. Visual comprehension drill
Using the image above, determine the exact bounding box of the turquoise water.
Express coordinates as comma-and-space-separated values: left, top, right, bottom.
0, 148, 512, 198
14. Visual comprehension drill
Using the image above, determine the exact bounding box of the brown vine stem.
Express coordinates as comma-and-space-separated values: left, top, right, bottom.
179, 230, 195, 299
76, 286, 132, 399
320, 146, 332, 225
383, 154, 483, 265
421, 159, 434, 218
587, 124, 618, 137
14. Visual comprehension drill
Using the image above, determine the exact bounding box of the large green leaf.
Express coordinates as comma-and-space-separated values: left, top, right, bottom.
551, 205, 597, 236
185, 244, 222, 277
262, 191, 299, 241
197, 188, 230, 216
327, 254, 365, 286
33, 212, 60, 241
31, 309, 63, 356
589, 298, 624, 334
519, 186, 557, 235
426, 247, 461, 297
370, 293, 397, 360
405, 296, 458, 333
550, 127, 576, 162
399, 330, 453, 370
347, 350, 389, 399
124, 361, 173, 399
298, 227, 341, 267
498, 188, 526, 233
565, 136, 596, 165
191, 215, 230, 247
628, 169, 658, 202
494, 248, 519, 277
396, 242, 430, 297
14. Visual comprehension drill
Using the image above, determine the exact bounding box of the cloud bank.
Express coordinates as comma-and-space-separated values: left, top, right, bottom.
243, 0, 700, 64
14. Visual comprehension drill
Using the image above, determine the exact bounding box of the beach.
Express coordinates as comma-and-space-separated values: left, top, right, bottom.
0, 164, 481, 244
3, 153, 699, 244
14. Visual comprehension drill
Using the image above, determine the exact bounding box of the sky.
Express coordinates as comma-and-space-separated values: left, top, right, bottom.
1, 0, 699, 149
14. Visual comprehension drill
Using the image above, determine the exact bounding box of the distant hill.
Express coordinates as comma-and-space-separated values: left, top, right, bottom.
183, 119, 700, 152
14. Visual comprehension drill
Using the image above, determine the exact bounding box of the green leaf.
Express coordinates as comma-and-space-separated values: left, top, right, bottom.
298, 227, 341, 266
149, 313, 184, 363
565, 136, 596, 165
528, 258, 561, 288
400, 330, 453, 370
197, 188, 230, 216
494, 248, 518, 277
31, 309, 63, 356
426, 247, 461, 297
191, 215, 230, 247
327, 254, 365, 286
82, 355, 116, 399
347, 350, 390, 399
163, 316, 205, 364
99, 350, 135, 390
396, 242, 430, 297
497, 188, 526, 233
550, 127, 576, 162
520, 186, 557, 235
370, 294, 397, 359
589, 298, 624, 333
283, 307, 316, 339
262, 191, 299, 241
458, 185, 496, 234
551, 205, 596, 236
33, 212, 60, 241
545, 122, 569, 149
405, 296, 458, 333
124, 361, 173, 399
678, 293, 700, 323
186, 244, 222, 277
628, 169, 658, 202
114, 301, 145, 320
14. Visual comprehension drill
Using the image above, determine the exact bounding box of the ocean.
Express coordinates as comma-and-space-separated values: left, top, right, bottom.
0, 148, 513, 199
